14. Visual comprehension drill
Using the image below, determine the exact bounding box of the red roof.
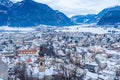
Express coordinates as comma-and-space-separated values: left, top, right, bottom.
36, 46, 40, 50
18, 46, 40, 54
18, 50, 37, 54
26, 58, 32, 63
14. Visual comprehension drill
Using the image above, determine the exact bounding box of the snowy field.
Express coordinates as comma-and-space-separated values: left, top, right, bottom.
0, 25, 120, 34
0, 26, 35, 31
55, 25, 120, 34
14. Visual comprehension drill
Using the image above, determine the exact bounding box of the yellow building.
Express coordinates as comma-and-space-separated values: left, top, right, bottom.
39, 57, 45, 72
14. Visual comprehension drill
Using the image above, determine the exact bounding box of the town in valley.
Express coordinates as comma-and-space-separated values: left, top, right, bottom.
0, 26, 120, 80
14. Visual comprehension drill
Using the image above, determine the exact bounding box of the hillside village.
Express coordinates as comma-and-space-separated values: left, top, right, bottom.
0, 26, 120, 80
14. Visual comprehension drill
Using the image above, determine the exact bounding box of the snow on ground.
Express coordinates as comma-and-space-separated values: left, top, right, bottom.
55, 25, 120, 34
0, 25, 120, 34
0, 26, 35, 31
61, 27, 107, 34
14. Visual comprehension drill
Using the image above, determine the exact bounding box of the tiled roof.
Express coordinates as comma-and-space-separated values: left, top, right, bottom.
18, 50, 37, 54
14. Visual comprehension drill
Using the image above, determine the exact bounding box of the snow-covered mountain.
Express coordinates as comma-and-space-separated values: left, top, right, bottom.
71, 6, 120, 26
0, 0, 73, 27
0, 4, 8, 26
0, 0, 13, 7
97, 6, 120, 25
71, 14, 96, 24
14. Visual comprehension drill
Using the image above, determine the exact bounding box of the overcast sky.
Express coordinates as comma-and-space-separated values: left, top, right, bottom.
11, 0, 120, 17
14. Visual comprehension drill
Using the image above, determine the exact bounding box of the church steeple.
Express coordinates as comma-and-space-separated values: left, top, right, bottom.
37, 45, 45, 72
38, 45, 45, 57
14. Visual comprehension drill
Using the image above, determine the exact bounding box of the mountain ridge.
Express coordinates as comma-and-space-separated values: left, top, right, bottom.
0, 0, 73, 27
71, 6, 120, 26
97, 6, 120, 25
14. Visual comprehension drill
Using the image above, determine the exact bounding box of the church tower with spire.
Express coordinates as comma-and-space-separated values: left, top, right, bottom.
38, 45, 45, 72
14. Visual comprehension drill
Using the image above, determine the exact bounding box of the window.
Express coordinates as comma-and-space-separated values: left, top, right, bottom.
40, 62, 43, 66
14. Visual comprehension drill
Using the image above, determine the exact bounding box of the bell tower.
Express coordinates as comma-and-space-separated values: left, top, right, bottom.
38, 45, 45, 72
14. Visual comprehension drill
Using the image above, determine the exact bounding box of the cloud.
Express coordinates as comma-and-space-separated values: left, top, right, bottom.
34, 0, 120, 17
11, 0, 120, 17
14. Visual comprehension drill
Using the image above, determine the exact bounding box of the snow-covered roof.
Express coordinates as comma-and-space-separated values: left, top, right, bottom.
98, 75, 109, 80
85, 62, 98, 66
57, 50, 65, 56
102, 70, 115, 75
106, 49, 120, 56
86, 72, 98, 79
